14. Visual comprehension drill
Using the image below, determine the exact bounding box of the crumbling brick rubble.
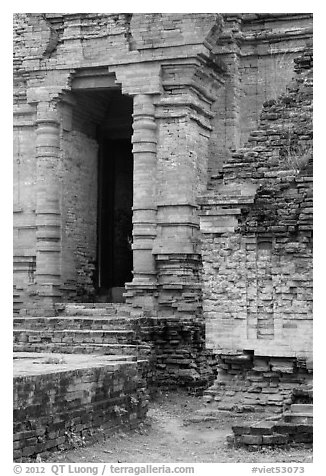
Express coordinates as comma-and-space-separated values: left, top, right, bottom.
199, 44, 313, 411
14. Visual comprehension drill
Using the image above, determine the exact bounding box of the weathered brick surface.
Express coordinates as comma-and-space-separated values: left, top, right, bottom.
229, 403, 313, 447
208, 13, 313, 178
13, 357, 149, 461
14, 304, 217, 392
13, 13, 312, 319
13, 14, 313, 409
200, 45, 313, 409
203, 353, 312, 413
60, 130, 98, 300
137, 316, 218, 391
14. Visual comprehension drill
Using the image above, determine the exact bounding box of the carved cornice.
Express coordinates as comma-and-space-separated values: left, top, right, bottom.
216, 13, 313, 55
161, 56, 225, 103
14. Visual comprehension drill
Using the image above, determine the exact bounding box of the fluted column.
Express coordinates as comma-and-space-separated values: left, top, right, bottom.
34, 104, 62, 306
131, 94, 157, 284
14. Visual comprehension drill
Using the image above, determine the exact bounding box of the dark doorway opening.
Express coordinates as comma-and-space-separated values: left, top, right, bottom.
69, 80, 133, 303
97, 138, 133, 302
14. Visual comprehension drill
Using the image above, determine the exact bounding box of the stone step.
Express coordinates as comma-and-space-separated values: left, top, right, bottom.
13, 342, 151, 356
13, 329, 136, 345
283, 412, 313, 424
290, 403, 313, 414
13, 316, 134, 331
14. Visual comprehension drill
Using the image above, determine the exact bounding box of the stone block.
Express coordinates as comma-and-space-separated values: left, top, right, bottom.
241, 434, 263, 445
262, 433, 289, 445
292, 432, 313, 443
232, 424, 251, 436
250, 420, 275, 435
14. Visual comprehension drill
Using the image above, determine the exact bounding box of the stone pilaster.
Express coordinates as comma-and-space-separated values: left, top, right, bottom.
152, 58, 225, 320
34, 103, 62, 312
125, 94, 158, 308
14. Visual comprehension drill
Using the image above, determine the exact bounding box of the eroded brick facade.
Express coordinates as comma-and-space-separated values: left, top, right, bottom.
13, 13, 313, 397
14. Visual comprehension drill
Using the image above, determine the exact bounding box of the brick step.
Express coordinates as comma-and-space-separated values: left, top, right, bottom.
283, 412, 313, 424
13, 352, 137, 362
13, 329, 136, 345
13, 316, 134, 331
290, 403, 313, 414
232, 418, 313, 447
55, 303, 131, 317
273, 422, 313, 444
273, 422, 313, 434
13, 342, 151, 356
13, 303, 152, 362
56, 302, 127, 309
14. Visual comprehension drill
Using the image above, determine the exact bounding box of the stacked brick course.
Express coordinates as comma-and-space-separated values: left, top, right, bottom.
229, 403, 313, 447
13, 14, 313, 421
208, 13, 312, 178
14, 356, 148, 460
136, 316, 217, 391
203, 353, 312, 413
14, 304, 217, 392
60, 130, 98, 300
199, 44, 313, 411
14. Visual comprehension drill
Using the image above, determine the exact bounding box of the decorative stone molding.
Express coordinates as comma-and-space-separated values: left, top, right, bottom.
109, 63, 162, 96
131, 94, 157, 281
125, 94, 158, 308
34, 104, 62, 308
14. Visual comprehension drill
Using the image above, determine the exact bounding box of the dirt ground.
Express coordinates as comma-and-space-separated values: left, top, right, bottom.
44, 390, 312, 464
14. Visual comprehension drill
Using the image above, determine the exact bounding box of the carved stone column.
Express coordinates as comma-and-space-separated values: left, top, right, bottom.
34, 103, 62, 312
125, 94, 158, 308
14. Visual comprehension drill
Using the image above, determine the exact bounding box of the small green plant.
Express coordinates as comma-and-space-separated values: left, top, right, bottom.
64, 428, 86, 449
281, 145, 312, 173
130, 395, 139, 405
114, 405, 128, 417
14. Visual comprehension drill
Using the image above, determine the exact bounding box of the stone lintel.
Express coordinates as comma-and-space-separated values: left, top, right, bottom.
109, 64, 162, 95
71, 74, 118, 91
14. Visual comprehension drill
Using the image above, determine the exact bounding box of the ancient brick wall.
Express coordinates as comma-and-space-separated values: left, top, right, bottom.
58, 93, 101, 300
13, 100, 100, 312
13, 13, 223, 314
13, 13, 312, 314
13, 14, 312, 395
14, 13, 40, 310
208, 13, 313, 178
60, 131, 98, 300
131, 316, 217, 391
203, 353, 312, 413
13, 123, 37, 313
199, 45, 313, 408
14, 359, 148, 460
